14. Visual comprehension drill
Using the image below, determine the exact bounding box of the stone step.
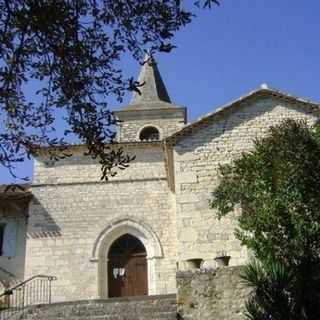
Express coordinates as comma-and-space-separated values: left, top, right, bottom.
18, 295, 177, 320
26, 314, 177, 320
23, 311, 177, 320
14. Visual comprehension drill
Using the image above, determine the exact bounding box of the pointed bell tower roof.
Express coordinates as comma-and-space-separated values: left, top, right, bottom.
114, 55, 187, 142
125, 55, 172, 110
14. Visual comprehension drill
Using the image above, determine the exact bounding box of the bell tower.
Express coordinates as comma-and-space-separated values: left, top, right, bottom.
114, 56, 186, 142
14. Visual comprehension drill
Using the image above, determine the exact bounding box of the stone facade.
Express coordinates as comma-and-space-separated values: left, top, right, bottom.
26, 145, 178, 301
0, 57, 319, 304
23, 92, 319, 302
115, 108, 186, 142
172, 96, 318, 265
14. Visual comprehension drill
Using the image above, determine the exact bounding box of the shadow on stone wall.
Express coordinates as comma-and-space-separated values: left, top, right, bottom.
27, 196, 61, 239
40, 146, 162, 169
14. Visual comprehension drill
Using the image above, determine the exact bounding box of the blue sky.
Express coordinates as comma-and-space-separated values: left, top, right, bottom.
1, 0, 320, 184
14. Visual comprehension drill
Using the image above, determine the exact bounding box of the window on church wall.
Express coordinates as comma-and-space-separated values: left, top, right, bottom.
139, 126, 160, 141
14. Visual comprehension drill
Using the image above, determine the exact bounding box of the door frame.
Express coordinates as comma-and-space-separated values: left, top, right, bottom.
91, 218, 163, 298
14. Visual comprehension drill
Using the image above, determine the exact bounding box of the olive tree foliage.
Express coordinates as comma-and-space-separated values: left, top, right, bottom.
0, 0, 219, 181
210, 119, 320, 319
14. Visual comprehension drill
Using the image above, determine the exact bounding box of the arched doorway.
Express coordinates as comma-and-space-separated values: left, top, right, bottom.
108, 234, 148, 297
92, 218, 163, 298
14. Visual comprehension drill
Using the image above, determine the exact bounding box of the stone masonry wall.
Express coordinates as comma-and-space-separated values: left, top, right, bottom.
174, 97, 318, 266
116, 109, 185, 142
176, 267, 250, 320
33, 144, 165, 185
26, 145, 178, 302
24, 94, 320, 304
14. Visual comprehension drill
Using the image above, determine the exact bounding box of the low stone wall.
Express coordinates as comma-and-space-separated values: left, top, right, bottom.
176, 266, 250, 320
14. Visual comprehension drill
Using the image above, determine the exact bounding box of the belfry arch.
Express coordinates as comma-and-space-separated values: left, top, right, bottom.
91, 218, 163, 298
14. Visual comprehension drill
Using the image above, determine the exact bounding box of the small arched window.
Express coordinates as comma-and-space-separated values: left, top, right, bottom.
139, 126, 160, 141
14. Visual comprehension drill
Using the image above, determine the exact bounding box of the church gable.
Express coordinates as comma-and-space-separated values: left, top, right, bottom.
166, 87, 320, 146
164, 88, 320, 193
170, 88, 319, 263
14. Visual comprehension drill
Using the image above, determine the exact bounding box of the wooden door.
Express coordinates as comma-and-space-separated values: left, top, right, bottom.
108, 234, 148, 297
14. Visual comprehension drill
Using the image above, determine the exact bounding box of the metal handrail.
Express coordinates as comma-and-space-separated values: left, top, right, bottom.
0, 275, 57, 320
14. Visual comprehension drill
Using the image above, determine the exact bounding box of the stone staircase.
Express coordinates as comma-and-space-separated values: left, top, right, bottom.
16, 294, 177, 320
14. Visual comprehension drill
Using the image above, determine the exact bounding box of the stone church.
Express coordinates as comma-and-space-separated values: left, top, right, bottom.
0, 57, 319, 303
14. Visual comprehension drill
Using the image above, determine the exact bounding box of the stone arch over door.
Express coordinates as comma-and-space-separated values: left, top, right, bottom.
91, 218, 163, 298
